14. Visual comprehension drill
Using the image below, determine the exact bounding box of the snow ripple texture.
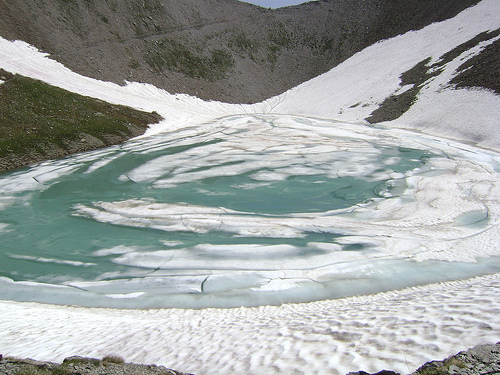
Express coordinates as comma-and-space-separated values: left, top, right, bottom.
1, 274, 499, 374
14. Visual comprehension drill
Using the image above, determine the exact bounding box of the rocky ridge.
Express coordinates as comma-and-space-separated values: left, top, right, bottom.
0, 0, 481, 104
348, 342, 500, 375
0, 355, 191, 375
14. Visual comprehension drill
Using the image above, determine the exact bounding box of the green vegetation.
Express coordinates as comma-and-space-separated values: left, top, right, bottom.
230, 32, 258, 59
366, 57, 439, 123
303, 35, 335, 54
102, 355, 125, 364
414, 356, 468, 374
266, 44, 280, 69
268, 21, 295, 48
144, 39, 234, 81
367, 29, 500, 124
0, 68, 162, 171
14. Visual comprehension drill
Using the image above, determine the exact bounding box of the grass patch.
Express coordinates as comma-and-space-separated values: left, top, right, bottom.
0, 69, 162, 171
268, 21, 295, 49
144, 39, 234, 81
102, 354, 125, 364
366, 57, 439, 123
229, 32, 258, 59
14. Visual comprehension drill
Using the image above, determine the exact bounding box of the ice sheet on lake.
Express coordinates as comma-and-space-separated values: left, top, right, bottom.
1, 114, 498, 309
73, 115, 500, 265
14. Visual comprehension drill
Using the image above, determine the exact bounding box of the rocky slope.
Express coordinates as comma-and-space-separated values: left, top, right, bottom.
350, 342, 500, 375
2, 0, 497, 174
0, 0, 481, 103
0, 355, 191, 375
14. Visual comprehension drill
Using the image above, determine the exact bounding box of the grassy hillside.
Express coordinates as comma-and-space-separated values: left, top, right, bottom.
0, 69, 162, 173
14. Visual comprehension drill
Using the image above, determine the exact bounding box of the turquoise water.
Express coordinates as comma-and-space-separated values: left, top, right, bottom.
1, 115, 499, 308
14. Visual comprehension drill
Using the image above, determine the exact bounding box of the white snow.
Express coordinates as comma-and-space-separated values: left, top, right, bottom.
266, 0, 500, 150
1, 0, 500, 373
1, 274, 499, 374
71, 115, 500, 265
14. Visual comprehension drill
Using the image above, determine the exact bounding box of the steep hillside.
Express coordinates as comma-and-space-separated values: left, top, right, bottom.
0, 0, 480, 103
0, 69, 162, 172
267, 0, 500, 150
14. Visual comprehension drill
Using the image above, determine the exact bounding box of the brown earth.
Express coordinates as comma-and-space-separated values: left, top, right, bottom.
0, 0, 481, 104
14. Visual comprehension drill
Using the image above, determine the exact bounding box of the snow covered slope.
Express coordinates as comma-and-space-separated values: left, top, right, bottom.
267, 0, 500, 150
1, 0, 498, 149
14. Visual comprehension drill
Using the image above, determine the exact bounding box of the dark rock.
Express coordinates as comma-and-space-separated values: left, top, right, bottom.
0, 356, 192, 375
411, 342, 500, 375
348, 370, 401, 375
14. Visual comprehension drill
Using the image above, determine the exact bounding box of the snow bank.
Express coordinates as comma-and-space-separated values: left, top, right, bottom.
267, 0, 500, 151
1, 274, 499, 374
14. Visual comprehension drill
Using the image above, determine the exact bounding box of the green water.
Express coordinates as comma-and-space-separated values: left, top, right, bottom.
0, 140, 428, 280
1, 114, 498, 308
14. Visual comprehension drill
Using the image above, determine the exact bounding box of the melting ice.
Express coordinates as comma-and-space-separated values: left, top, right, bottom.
1, 114, 500, 308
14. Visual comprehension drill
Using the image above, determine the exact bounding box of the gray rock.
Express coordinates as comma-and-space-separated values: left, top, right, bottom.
0, 355, 193, 375
348, 371, 401, 375
411, 342, 500, 375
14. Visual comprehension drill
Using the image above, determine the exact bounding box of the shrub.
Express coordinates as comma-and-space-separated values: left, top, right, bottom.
102, 354, 125, 364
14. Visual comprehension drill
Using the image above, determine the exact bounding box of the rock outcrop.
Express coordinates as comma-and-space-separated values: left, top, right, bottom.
348, 342, 500, 375
0, 0, 481, 104
0, 355, 192, 375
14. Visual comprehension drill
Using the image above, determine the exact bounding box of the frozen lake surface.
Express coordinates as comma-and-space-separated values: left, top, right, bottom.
1, 114, 500, 309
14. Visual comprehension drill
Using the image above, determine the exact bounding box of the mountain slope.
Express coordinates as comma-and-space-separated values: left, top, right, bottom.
268, 0, 500, 150
0, 0, 481, 103
0, 69, 162, 172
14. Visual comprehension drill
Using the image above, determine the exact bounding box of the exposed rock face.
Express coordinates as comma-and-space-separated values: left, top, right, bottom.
0, 355, 193, 375
1, 343, 499, 375
412, 342, 500, 375
0, 0, 480, 104
347, 342, 500, 375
